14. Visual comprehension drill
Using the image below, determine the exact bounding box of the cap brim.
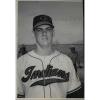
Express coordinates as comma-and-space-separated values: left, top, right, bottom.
33, 21, 54, 29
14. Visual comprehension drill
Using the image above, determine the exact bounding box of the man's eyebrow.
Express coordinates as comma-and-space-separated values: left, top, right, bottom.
36, 27, 52, 29
46, 27, 53, 29
35, 28, 42, 29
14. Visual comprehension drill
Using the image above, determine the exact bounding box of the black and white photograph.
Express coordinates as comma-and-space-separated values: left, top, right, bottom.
17, 0, 84, 99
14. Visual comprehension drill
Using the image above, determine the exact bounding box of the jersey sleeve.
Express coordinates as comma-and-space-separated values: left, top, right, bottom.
67, 57, 81, 94
17, 57, 25, 96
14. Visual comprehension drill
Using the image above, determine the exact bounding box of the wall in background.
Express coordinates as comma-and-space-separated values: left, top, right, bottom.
18, 1, 83, 45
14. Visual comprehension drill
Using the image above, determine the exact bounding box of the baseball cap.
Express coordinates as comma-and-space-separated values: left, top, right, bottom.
33, 15, 54, 30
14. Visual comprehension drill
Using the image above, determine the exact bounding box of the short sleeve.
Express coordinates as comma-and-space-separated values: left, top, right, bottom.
67, 58, 81, 94
17, 57, 25, 96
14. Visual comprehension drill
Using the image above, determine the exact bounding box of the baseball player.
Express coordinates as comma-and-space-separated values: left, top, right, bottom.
17, 15, 81, 98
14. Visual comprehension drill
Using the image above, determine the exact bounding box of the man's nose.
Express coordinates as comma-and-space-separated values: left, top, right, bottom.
42, 30, 47, 36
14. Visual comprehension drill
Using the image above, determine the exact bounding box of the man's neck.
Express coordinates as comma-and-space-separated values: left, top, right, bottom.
34, 45, 54, 56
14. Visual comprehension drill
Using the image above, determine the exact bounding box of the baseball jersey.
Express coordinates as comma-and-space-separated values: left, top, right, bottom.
17, 50, 81, 98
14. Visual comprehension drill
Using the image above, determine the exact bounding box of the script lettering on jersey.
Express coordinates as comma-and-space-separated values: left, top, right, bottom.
21, 65, 70, 86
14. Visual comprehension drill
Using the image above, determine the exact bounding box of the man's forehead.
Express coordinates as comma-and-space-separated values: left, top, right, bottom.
36, 24, 52, 29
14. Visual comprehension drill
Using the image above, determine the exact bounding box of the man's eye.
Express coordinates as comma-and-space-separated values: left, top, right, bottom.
36, 29, 42, 32
46, 28, 53, 31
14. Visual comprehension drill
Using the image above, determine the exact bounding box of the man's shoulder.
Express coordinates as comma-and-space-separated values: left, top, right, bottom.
17, 50, 33, 61
53, 51, 72, 63
58, 51, 71, 59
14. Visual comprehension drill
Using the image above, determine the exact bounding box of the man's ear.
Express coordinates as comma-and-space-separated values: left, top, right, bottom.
32, 28, 36, 36
52, 29, 56, 44
52, 29, 55, 37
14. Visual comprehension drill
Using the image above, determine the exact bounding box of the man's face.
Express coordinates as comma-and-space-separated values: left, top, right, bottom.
34, 24, 54, 47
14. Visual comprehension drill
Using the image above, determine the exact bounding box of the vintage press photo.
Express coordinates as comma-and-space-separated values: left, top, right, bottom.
17, 0, 84, 99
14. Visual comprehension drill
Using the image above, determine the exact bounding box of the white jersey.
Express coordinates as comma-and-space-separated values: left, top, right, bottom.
17, 50, 81, 98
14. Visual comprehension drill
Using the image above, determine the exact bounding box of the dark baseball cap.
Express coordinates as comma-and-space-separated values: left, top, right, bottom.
33, 15, 54, 30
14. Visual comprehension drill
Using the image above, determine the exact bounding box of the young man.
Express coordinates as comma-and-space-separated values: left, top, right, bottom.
17, 15, 81, 98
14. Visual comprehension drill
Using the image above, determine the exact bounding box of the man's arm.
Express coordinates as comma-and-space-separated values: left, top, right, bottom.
66, 56, 82, 98
17, 94, 25, 98
67, 83, 84, 98
17, 57, 25, 98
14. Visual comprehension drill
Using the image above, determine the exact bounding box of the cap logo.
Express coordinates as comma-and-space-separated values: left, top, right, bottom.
40, 16, 47, 21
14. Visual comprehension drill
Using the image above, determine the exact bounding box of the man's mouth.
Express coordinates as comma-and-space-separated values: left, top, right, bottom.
42, 37, 48, 40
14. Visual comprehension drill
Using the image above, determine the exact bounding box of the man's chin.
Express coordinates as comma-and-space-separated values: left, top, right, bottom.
40, 43, 50, 47
42, 44, 49, 47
